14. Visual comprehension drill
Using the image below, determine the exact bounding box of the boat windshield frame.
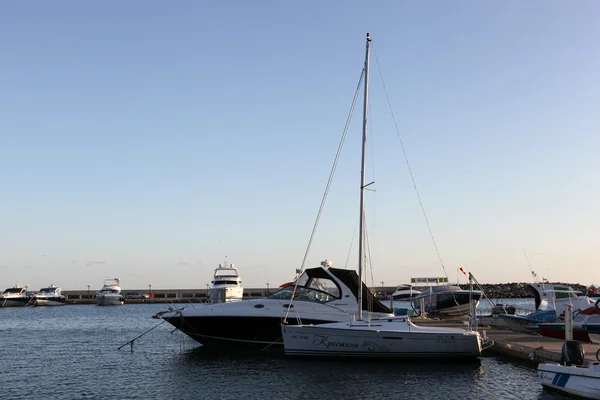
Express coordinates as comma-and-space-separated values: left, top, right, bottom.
268, 285, 339, 303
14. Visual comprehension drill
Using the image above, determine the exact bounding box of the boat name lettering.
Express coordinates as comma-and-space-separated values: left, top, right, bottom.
292, 335, 309, 340
313, 335, 359, 349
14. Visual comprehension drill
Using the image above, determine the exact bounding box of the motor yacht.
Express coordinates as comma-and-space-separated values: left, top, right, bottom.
209, 261, 243, 303
411, 284, 482, 318
96, 278, 124, 306
0, 285, 31, 307
32, 284, 66, 306
160, 260, 394, 349
391, 284, 421, 300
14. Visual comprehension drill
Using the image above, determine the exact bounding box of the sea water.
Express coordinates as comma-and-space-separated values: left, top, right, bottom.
0, 303, 567, 399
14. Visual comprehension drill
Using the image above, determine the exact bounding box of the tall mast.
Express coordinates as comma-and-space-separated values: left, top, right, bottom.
358, 33, 371, 321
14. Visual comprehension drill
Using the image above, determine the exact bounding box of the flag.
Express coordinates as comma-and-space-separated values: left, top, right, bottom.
588, 285, 598, 293
459, 267, 467, 276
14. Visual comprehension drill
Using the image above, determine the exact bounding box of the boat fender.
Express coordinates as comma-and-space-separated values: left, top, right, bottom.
561, 340, 585, 366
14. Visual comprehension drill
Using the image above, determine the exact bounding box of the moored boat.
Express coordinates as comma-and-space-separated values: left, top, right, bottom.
32, 284, 66, 306
160, 260, 395, 349
537, 302, 600, 342
280, 33, 491, 360
411, 285, 482, 318
538, 341, 600, 399
209, 260, 244, 303
0, 285, 31, 307
391, 284, 421, 301
96, 278, 124, 306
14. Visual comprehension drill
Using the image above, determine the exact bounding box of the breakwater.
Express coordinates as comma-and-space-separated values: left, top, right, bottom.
59, 282, 592, 304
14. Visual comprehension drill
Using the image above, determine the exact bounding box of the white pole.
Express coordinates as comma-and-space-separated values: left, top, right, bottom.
565, 304, 573, 341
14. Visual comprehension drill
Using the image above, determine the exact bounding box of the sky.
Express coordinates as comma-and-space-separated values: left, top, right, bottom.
1, 1, 599, 291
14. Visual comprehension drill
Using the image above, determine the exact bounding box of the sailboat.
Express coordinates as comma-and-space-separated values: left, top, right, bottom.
280, 33, 489, 358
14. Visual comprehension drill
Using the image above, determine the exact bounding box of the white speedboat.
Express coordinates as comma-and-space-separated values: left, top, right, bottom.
96, 278, 124, 306
538, 341, 600, 399
280, 34, 490, 360
33, 284, 66, 306
160, 260, 395, 349
391, 284, 421, 300
209, 260, 244, 303
0, 285, 31, 307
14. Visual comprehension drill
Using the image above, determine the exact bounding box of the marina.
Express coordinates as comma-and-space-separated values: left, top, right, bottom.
1, 302, 598, 399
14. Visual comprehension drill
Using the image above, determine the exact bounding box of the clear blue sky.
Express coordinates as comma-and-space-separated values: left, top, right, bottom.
1, 1, 598, 290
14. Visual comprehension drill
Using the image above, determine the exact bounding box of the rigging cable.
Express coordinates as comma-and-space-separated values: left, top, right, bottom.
283, 69, 365, 324
372, 45, 462, 309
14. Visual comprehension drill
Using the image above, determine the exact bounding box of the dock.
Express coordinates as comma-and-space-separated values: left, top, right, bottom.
485, 329, 600, 364
414, 318, 600, 364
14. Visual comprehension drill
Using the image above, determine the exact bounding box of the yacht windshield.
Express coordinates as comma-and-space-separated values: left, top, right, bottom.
268, 272, 340, 303
214, 269, 239, 278
3, 288, 24, 294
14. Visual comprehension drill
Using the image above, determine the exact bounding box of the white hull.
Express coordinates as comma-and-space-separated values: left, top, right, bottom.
476, 315, 510, 329
590, 333, 600, 345
96, 294, 124, 306
538, 362, 600, 399
497, 315, 540, 333
33, 298, 65, 306
282, 318, 484, 358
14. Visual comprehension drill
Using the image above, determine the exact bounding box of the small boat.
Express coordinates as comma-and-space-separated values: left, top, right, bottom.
411, 284, 482, 318
280, 34, 490, 360
391, 284, 421, 301
0, 285, 31, 307
209, 260, 244, 303
528, 283, 595, 319
497, 309, 557, 333
32, 284, 66, 306
537, 302, 600, 342
538, 341, 600, 399
96, 278, 124, 306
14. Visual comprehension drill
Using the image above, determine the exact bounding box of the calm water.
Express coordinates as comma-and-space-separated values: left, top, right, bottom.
0, 303, 569, 400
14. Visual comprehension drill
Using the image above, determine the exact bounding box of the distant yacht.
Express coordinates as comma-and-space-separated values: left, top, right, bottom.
209, 261, 244, 303
33, 284, 66, 306
0, 285, 31, 307
96, 278, 124, 306
391, 284, 421, 300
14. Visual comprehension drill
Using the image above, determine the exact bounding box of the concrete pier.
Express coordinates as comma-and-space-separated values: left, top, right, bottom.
413, 318, 600, 364
61, 287, 275, 304
484, 329, 600, 364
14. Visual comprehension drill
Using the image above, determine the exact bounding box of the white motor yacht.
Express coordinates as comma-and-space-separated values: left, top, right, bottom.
96, 278, 124, 306
0, 285, 31, 307
160, 260, 395, 349
209, 261, 243, 303
33, 284, 66, 306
